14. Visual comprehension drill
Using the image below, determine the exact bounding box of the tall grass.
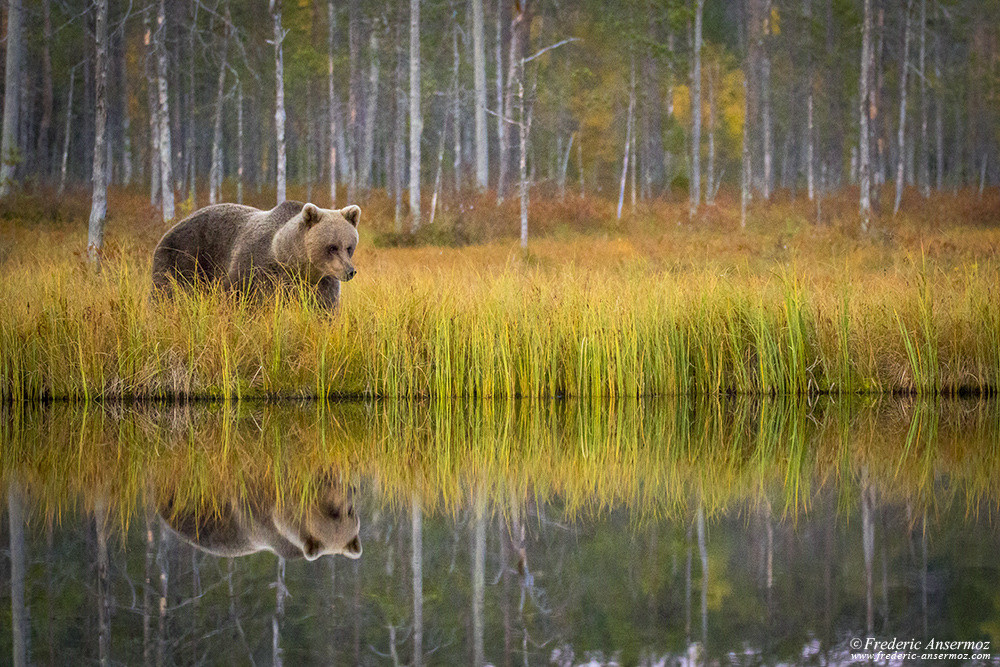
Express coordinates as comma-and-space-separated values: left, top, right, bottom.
2, 190, 1000, 400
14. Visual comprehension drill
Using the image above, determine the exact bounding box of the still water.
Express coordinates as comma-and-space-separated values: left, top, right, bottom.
1, 398, 999, 665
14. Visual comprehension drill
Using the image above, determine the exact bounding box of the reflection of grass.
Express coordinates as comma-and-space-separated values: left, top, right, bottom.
3, 192, 1000, 400
2, 398, 998, 526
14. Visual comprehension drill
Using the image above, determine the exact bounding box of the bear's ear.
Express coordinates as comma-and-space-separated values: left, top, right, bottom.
340, 205, 361, 228
301, 203, 321, 228
342, 536, 362, 559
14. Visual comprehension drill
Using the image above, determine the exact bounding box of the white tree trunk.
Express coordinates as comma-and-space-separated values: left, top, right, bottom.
88, 0, 110, 265
359, 27, 380, 189
918, 0, 929, 198
807, 91, 815, 201
328, 1, 338, 205
452, 26, 462, 195
617, 59, 635, 220
59, 68, 76, 198
495, 0, 505, 200
272, 557, 286, 666
209, 28, 230, 205
894, 1, 913, 215
273, 0, 287, 204
144, 10, 160, 206
706, 61, 716, 205
689, 0, 704, 218
859, 0, 873, 231
0, 0, 24, 197
518, 59, 530, 248
156, 0, 175, 221
236, 80, 244, 204
472, 486, 486, 667
557, 132, 574, 201
472, 0, 488, 189
394, 21, 406, 232
741, 73, 750, 229
409, 0, 422, 229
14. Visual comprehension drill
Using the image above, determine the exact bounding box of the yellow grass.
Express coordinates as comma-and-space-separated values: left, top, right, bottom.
1, 188, 999, 399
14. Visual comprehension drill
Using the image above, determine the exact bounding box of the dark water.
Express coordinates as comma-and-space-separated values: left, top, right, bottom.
2, 398, 999, 666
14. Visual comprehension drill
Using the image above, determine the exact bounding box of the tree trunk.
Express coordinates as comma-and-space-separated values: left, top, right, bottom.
209, 23, 231, 205
157, 523, 170, 667
697, 505, 708, 651
617, 59, 635, 221
805, 0, 815, 201
859, 0, 873, 231
143, 509, 155, 665
37, 0, 54, 180
88, 0, 110, 265
393, 4, 406, 232
557, 132, 574, 200
918, 0, 929, 197
328, 0, 338, 205
60, 68, 76, 198
689, 0, 704, 218
237, 80, 244, 204
347, 0, 361, 197
186, 1, 197, 205
933, 3, 943, 191
411, 494, 423, 667
452, 25, 462, 196
761, 0, 772, 200
0, 0, 24, 196
409, 0, 422, 230
359, 26, 380, 190
741, 73, 750, 229
517, 49, 530, 248
9, 483, 28, 667
119, 30, 133, 187
156, 0, 175, 221
273, 0, 287, 204
894, 0, 913, 215
472, 0, 488, 189
144, 10, 160, 206
706, 61, 716, 205
495, 0, 507, 200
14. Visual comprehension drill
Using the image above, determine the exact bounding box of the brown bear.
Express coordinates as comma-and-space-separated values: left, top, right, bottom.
159, 476, 362, 561
150, 200, 360, 310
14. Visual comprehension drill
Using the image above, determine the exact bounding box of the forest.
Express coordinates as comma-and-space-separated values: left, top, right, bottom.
0, 0, 997, 241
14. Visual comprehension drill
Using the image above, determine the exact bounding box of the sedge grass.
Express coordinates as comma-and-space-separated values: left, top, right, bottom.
2, 191, 1000, 400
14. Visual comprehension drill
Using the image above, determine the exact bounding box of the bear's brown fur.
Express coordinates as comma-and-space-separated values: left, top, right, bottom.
159, 476, 362, 561
151, 200, 360, 310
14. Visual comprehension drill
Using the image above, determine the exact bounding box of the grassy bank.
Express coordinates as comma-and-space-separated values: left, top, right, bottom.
2, 189, 999, 400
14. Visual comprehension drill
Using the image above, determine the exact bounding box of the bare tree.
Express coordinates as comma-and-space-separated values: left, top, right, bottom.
359, 25, 381, 190
328, 0, 339, 205
859, 0, 874, 231
894, 0, 914, 215
155, 0, 175, 221
210, 13, 231, 205
690, 0, 704, 218
918, 0, 929, 198
88, 0, 110, 265
618, 58, 635, 220
409, 0, 422, 229
272, 0, 287, 204
60, 67, 77, 198
96, 497, 111, 666
236, 80, 244, 204
0, 0, 24, 196
706, 60, 717, 205
38, 0, 54, 180
472, 0, 489, 189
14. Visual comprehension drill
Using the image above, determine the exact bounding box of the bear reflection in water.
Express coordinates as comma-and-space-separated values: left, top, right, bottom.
159, 475, 362, 561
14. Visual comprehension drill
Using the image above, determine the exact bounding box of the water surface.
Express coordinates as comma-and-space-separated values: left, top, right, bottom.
2, 398, 998, 665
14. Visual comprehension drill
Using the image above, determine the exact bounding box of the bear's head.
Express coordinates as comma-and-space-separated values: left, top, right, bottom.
295, 203, 360, 283
273, 478, 362, 561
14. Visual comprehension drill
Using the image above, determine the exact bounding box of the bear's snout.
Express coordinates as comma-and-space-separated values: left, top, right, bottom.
343, 267, 357, 281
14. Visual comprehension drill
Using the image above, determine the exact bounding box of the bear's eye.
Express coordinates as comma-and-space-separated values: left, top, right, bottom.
324, 505, 342, 521
327, 245, 339, 255
347, 245, 355, 257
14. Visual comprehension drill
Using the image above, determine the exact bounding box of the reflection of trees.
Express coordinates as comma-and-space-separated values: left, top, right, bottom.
472, 484, 486, 667
9, 482, 28, 667
411, 491, 423, 667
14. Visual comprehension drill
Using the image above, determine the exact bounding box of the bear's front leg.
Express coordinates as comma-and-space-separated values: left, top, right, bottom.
316, 276, 342, 312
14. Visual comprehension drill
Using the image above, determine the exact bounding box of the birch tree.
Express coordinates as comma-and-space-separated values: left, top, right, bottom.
156, 0, 175, 222
409, 0, 422, 230
59, 67, 77, 198
617, 58, 635, 221
412, 493, 424, 667
359, 26, 380, 190
328, 1, 338, 205
0, 0, 24, 196
859, 0, 874, 231
690, 0, 704, 219
894, 0, 914, 215
209, 18, 231, 205
88, 0, 110, 265
272, 0, 287, 204
918, 0, 929, 197
472, 0, 489, 189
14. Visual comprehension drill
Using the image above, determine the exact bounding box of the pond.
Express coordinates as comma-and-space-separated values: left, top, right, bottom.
1, 397, 998, 665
